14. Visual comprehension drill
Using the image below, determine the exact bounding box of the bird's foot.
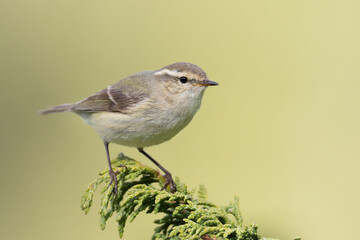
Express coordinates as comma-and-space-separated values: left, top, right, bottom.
108, 169, 119, 194
108, 165, 127, 194
161, 172, 177, 193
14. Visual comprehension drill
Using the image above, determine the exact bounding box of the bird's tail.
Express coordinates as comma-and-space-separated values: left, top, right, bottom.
38, 103, 74, 115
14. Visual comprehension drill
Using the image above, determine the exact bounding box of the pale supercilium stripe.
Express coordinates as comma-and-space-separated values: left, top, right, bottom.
154, 69, 182, 77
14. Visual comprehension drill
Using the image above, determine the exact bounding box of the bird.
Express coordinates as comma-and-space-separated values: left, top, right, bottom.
40, 62, 218, 193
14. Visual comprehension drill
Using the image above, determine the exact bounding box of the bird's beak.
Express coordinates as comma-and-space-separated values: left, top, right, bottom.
193, 80, 219, 86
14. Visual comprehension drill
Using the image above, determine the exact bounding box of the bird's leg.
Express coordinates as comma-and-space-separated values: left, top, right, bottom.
137, 148, 177, 193
104, 142, 126, 194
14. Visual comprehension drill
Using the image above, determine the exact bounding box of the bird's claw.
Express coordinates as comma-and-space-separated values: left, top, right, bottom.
161, 172, 177, 193
108, 170, 119, 194
108, 165, 127, 194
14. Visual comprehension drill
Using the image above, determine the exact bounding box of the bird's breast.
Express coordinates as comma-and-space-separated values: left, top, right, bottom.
83, 93, 203, 148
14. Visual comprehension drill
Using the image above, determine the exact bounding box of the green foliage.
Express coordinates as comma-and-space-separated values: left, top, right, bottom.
81, 153, 278, 240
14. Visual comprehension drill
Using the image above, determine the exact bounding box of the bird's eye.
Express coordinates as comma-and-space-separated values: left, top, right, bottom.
179, 76, 188, 84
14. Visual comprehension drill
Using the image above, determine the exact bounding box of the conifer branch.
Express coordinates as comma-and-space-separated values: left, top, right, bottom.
81, 153, 281, 240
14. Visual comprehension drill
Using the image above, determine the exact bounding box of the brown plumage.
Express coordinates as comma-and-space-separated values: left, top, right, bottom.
39, 62, 218, 193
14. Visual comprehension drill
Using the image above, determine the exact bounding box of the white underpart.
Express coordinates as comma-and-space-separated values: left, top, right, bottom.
78, 87, 206, 148
154, 69, 182, 77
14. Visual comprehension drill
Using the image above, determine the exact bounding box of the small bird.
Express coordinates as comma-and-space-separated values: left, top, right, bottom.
40, 62, 218, 193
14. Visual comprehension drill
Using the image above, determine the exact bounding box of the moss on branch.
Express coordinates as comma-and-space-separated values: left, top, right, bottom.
81, 153, 280, 240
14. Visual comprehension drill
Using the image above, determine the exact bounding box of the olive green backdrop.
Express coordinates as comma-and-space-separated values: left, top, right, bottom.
1, 1, 359, 239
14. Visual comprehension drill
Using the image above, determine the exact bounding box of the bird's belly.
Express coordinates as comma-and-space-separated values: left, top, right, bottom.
80, 110, 194, 148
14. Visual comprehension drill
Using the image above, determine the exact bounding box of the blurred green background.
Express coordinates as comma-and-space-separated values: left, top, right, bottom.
1, 0, 359, 239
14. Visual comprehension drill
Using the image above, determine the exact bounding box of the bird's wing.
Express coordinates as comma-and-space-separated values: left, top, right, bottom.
71, 76, 150, 113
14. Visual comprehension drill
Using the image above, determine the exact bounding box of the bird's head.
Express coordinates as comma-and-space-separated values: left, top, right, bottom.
154, 62, 218, 97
